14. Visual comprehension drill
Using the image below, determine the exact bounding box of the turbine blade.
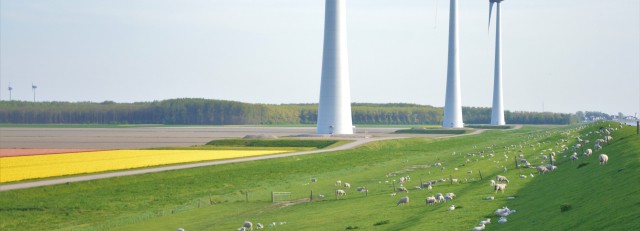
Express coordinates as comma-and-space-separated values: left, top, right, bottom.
488, 1, 495, 32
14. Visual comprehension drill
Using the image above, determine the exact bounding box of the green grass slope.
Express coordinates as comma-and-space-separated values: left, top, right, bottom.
0, 123, 637, 230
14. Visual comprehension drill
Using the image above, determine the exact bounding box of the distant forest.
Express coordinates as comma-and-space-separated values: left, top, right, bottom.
0, 98, 592, 125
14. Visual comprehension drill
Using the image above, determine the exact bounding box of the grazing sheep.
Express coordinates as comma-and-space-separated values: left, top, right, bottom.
243, 221, 253, 231
484, 196, 495, 200
472, 224, 485, 231
519, 174, 527, 179
397, 196, 410, 206
498, 217, 507, 224
177, 228, 185, 231
427, 184, 433, 190
584, 149, 593, 157
426, 196, 437, 205
256, 223, 264, 229
390, 193, 397, 196
336, 189, 346, 196
448, 204, 456, 211
495, 207, 512, 217
310, 178, 317, 183
335, 180, 342, 186
599, 154, 609, 165
605, 136, 613, 142
496, 175, 509, 183
494, 184, 507, 193
570, 153, 579, 162
490, 180, 496, 186
595, 143, 603, 151
479, 218, 491, 225
445, 193, 456, 201
238, 227, 246, 231
344, 183, 351, 189
545, 165, 558, 171
397, 186, 409, 193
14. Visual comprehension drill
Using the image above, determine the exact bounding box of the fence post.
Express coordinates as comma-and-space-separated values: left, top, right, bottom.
310, 190, 313, 202
392, 181, 396, 192
450, 175, 453, 185
637, 121, 639, 134
514, 156, 518, 169
245, 191, 248, 203
365, 186, 368, 197
271, 191, 274, 203
209, 194, 213, 205
478, 170, 483, 180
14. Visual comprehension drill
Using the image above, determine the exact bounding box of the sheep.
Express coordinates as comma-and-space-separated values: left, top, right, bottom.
397, 186, 409, 193
448, 204, 456, 211
494, 184, 507, 193
344, 182, 351, 189
595, 143, 603, 151
599, 154, 609, 165
490, 180, 496, 186
177, 228, 185, 231
479, 218, 491, 225
335, 180, 342, 186
472, 224, 485, 231
569, 153, 579, 162
605, 136, 613, 142
426, 196, 437, 205
445, 193, 456, 201
496, 175, 509, 183
238, 227, 246, 231
519, 174, 527, 179
545, 164, 558, 171
427, 184, 433, 190
336, 189, 346, 196
484, 196, 495, 200
397, 196, 410, 206
256, 223, 264, 230
243, 221, 253, 231
495, 207, 511, 216
498, 217, 507, 224
310, 178, 317, 183
435, 193, 445, 203
584, 149, 593, 157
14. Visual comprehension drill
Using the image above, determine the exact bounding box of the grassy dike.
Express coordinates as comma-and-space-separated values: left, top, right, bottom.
0, 123, 637, 230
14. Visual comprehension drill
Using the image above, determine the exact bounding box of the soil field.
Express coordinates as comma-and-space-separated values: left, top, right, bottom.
0, 149, 101, 157
0, 126, 413, 149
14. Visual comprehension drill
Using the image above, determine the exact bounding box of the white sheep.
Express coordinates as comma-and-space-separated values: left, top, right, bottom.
495, 207, 511, 217
256, 223, 264, 229
243, 221, 253, 231
397, 186, 409, 193
336, 189, 346, 196
595, 143, 603, 151
490, 180, 496, 186
427, 184, 433, 190
472, 223, 485, 231
426, 196, 437, 205
397, 196, 410, 206
445, 193, 456, 201
484, 196, 495, 200
435, 193, 445, 203
496, 175, 509, 183
599, 154, 609, 165
584, 149, 593, 157
545, 165, 558, 171
344, 182, 351, 189
479, 218, 491, 225
448, 204, 456, 211
498, 217, 507, 224
569, 153, 578, 162
335, 180, 342, 186
177, 228, 185, 231
494, 184, 507, 193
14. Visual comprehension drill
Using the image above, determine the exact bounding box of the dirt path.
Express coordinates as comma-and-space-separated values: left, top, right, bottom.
0, 125, 524, 191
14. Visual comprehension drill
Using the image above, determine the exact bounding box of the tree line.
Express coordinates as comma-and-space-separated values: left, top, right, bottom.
0, 98, 582, 125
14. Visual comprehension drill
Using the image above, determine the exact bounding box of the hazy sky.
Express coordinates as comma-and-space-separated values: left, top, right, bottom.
1, 0, 639, 116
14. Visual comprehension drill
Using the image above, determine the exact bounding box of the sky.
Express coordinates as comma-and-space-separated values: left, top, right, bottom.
1, 0, 639, 116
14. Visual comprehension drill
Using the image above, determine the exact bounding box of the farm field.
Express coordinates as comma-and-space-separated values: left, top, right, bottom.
0, 122, 638, 230
0, 149, 295, 183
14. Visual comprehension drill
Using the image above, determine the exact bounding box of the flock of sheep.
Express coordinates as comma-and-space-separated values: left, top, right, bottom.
221, 122, 624, 231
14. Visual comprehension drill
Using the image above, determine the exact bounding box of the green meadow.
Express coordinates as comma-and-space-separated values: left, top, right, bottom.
0, 122, 638, 230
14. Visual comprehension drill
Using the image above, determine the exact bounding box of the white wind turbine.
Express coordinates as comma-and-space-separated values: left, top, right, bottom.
489, 0, 506, 125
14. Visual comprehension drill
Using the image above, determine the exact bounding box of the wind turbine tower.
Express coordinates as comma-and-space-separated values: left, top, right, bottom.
442, 0, 464, 128
32, 84, 37, 102
8, 84, 12, 101
489, 0, 506, 125
317, 0, 353, 134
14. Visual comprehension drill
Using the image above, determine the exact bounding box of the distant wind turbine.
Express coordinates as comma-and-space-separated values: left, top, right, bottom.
7, 84, 12, 101
32, 84, 37, 102
489, 0, 506, 125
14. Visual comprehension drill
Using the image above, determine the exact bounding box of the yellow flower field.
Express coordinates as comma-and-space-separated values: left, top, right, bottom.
0, 149, 291, 183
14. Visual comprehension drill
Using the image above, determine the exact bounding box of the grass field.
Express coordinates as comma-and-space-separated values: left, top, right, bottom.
0, 122, 638, 230
394, 128, 473, 134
